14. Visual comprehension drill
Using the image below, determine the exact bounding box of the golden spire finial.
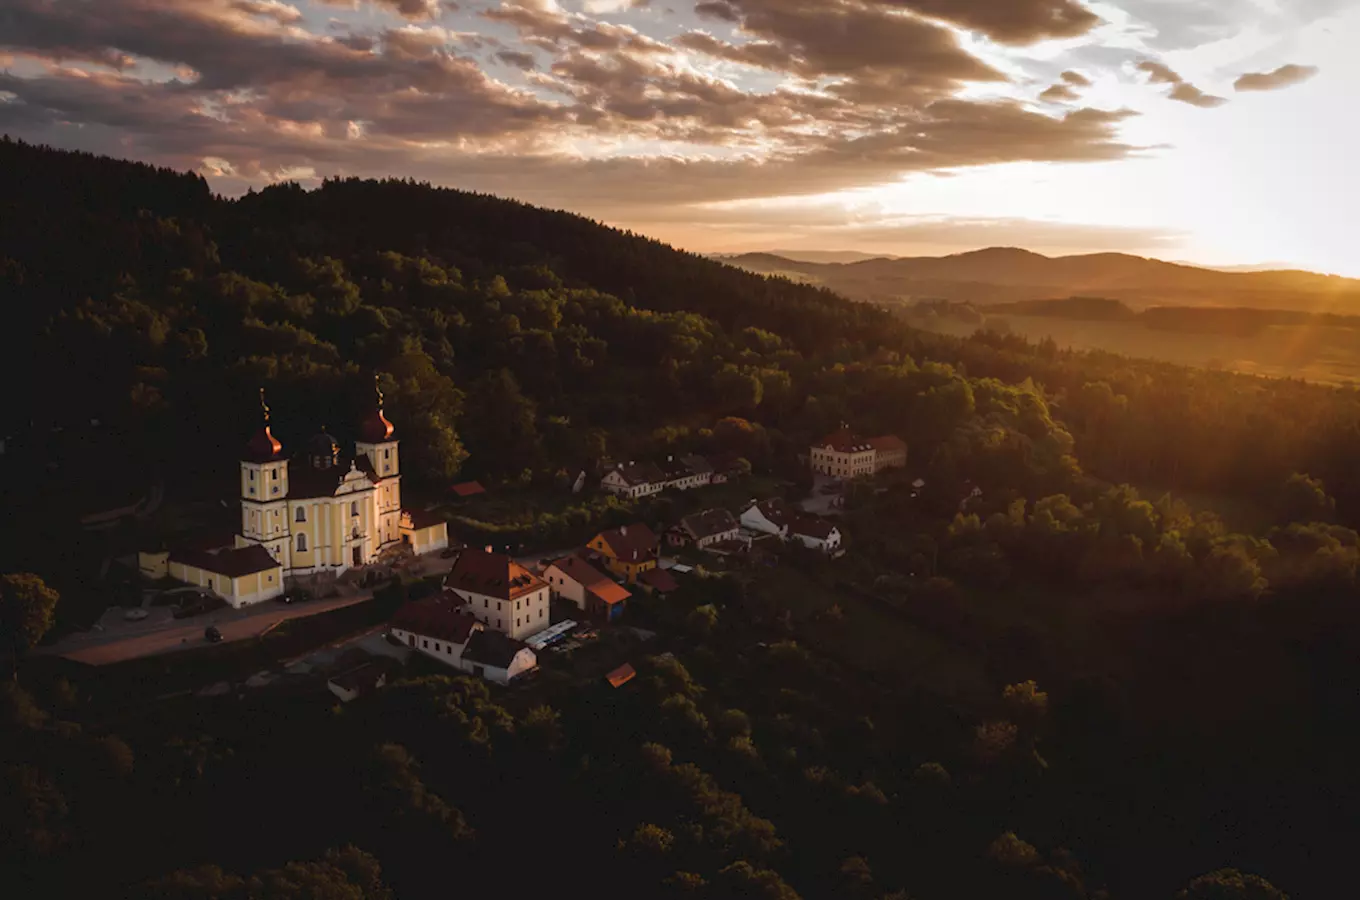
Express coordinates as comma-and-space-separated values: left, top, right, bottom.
259, 387, 270, 424
374, 372, 384, 410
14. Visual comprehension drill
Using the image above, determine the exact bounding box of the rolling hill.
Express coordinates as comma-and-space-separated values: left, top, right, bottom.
723, 247, 1360, 312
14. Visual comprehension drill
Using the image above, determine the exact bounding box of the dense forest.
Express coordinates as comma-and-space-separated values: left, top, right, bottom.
4, 138, 1360, 899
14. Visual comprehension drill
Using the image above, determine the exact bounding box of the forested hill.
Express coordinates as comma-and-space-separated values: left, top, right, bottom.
726, 247, 1360, 311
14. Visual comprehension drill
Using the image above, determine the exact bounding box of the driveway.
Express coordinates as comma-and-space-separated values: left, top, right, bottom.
40, 590, 373, 666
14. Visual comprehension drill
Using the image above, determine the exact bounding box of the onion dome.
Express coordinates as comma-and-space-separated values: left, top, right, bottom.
243, 388, 285, 462
308, 427, 340, 469
358, 373, 395, 442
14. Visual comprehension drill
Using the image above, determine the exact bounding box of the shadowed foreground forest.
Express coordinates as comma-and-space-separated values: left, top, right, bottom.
4, 138, 1360, 900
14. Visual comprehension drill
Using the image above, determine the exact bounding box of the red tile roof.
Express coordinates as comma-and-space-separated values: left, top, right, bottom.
868, 435, 907, 454
169, 545, 280, 578
606, 663, 637, 688
446, 547, 546, 600
391, 594, 481, 645
595, 523, 659, 563
548, 554, 631, 607
637, 566, 679, 594
403, 507, 446, 529
462, 630, 532, 669
816, 428, 873, 454
450, 481, 487, 497
792, 516, 838, 540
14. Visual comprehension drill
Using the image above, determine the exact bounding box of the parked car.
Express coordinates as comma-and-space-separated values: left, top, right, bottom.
278, 588, 314, 605
204, 625, 224, 643
123, 608, 149, 622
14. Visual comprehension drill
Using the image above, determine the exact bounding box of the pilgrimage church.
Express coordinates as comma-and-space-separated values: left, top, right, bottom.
140, 380, 449, 607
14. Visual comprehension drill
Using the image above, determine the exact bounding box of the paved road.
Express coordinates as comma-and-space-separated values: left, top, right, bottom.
41, 592, 372, 666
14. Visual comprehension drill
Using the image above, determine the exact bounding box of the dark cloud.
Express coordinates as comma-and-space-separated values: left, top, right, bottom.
228, 0, 303, 24
1234, 64, 1320, 92
1061, 70, 1091, 87
495, 49, 538, 70
316, 0, 443, 20
1040, 83, 1079, 103
1136, 60, 1224, 108
695, 1, 739, 21
0, 0, 1142, 231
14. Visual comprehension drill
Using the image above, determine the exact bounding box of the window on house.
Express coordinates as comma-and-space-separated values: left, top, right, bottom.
272, 469, 278, 480
434, 642, 440, 652
351, 501, 359, 516
423, 639, 428, 648
516, 618, 520, 627
540, 609, 544, 620
496, 618, 501, 629
249, 470, 255, 481
295, 507, 306, 523
516, 600, 520, 610
383, 448, 390, 459
296, 533, 307, 552
484, 598, 488, 608
497, 602, 502, 611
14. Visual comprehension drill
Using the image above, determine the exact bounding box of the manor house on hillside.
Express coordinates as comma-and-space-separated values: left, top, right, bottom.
809, 427, 907, 479
140, 383, 449, 607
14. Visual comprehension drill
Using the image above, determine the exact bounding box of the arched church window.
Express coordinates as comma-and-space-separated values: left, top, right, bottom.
295, 507, 306, 523
297, 533, 307, 552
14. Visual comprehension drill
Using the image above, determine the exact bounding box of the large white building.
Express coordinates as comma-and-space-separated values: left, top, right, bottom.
809, 427, 907, 479
443, 546, 551, 642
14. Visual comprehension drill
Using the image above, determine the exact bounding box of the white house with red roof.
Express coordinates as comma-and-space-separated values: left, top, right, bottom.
390, 591, 537, 684
443, 546, 551, 641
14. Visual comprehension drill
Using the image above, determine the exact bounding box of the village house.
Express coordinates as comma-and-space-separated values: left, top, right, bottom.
544, 553, 632, 621
443, 546, 551, 641
636, 566, 680, 596
790, 517, 842, 552
740, 498, 842, 553
389, 591, 537, 684
600, 461, 667, 498
740, 497, 794, 538
809, 426, 907, 479
327, 661, 389, 703
670, 508, 744, 551
589, 523, 660, 584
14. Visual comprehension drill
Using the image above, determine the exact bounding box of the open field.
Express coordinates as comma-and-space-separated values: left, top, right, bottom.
920, 314, 1360, 385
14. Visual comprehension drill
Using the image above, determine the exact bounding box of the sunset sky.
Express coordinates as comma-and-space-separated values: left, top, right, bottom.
3, 0, 1355, 274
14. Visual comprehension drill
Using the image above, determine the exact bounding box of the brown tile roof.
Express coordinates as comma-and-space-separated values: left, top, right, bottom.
793, 516, 838, 540
462, 630, 532, 669
450, 481, 486, 497
403, 507, 446, 530
637, 566, 679, 593
868, 435, 907, 454
391, 594, 480, 645
328, 661, 388, 695
750, 497, 794, 529
606, 663, 637, 688
595, 523, 659, 563
169, 545, 281, 578
287, 456, 379, 499
680, 508, 740, 541
679, 454, 714, 476
548, 554, 627, 604
816, 428, 873, 454
611, 461, 667, 487
446, 547, 546, 600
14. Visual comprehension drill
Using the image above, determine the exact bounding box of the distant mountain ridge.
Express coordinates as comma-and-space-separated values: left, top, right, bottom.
723, 247, 1360, 312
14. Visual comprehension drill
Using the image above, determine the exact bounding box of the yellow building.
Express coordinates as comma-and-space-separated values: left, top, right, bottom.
233, 382, 448, 577
588, 523, 659, 584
